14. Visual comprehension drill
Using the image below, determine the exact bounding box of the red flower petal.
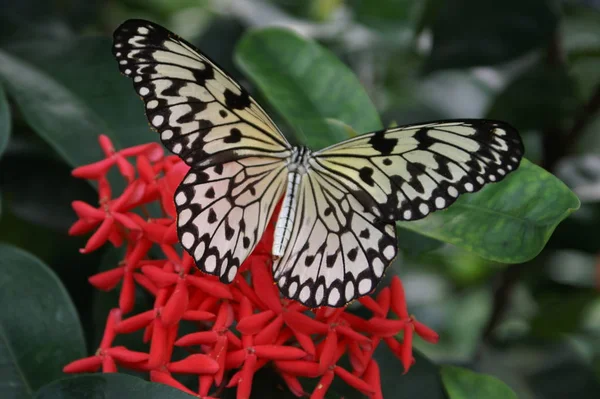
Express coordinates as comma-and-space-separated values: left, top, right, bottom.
275, 360, 321, 378
148, 319, 168, 368
100, 309, 121, 349
186, 274, 233, 299
68, 218, 99, 235
253, 345, 307, 360
72, 157, 115, 179
335, 325, 370, 343
161, 279, 189, 325
182, 309, 215, 321
283, 311, 328, 335
63, 356, 102, 373
250, 261, 282, 312
141, 265, 178, 286
363, 359, 383, 399
212, 335, 228, 385
119, 270, 135, 314
72, 201, 105, 220
225, 349, 246, 369
377, 287, 391, 315
133, 272, 158, 295
115, 310, 155, 333
98, 134, 115, 156
237, 353, 257, 399
310, 370, 334, 399
400, 325, 414, 373
237, 310, 275, 335
81, 217, 114, 253
292, 331, 316, 357
113, 212, 141, 231
175, 330, 219, 347
318, 330, 337, 373
412, 318, 439, 343
88, 267, 125, 291
359, 295, 385, 317
102, 355, 117, 373
334, 366, 374, 395
168, 354, 219, 374
214, 302, 234, 329
390, 276, 409, 319
365, 317, 407, 337
106, 346, 149, 363
254, 315, 284, 345
116, 156, 135, 182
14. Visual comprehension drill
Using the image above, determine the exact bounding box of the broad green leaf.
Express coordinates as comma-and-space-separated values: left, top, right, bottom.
398, 160, 580, 263
0, 244, 85, 398
0, 84, 10, 157
423, 0, 557, 72
0, 36, 155, 169
35, 374, 194, 399
235, 27, 382, 150
441, 366, 517, 399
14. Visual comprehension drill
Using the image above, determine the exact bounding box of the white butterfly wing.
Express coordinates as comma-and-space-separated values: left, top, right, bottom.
312, 120, 524, 222
176, 158, 287, 282
273, 170, 397, 307
113, 19, 292, 167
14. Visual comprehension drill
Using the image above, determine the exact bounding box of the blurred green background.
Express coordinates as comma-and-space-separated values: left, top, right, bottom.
0, 0, 599, 398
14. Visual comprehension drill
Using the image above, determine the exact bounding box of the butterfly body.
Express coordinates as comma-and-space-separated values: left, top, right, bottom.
113, 19, 524, 307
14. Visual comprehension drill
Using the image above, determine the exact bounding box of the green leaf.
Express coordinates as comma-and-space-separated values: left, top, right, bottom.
0, 243, 85, 398
0, 36, 155, 169
35, 373, 195, 399
0, 84, 10, 157
235, 27, 382, 150
424, 0, 558, 72
397, 160, 580, 263
441, 366, 517, 399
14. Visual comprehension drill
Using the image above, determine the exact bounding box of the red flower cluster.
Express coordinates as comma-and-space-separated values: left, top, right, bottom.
64, 135, 439, 398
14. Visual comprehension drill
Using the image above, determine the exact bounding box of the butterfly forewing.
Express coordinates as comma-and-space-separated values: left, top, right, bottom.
312, 120, 524, 223
176, 158, 287, 282
112, 19, 291, 167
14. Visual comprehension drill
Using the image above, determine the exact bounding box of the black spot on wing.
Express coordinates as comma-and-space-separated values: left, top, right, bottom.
359, 167, 375, 186
224, 89, 251, 110
224, 128, 242, 143
368, 130, 397, 155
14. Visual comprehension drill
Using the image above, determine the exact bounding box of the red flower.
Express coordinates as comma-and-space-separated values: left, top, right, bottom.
66, 138, 439, 398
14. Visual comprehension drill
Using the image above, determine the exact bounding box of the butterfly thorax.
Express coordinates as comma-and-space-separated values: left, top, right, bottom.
286, 146, 312, 174
272, 146, 311, 259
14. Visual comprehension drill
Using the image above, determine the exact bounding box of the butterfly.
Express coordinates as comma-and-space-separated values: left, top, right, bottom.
113, 19, 524, 307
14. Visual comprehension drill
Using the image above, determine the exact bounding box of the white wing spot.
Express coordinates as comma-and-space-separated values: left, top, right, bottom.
498, 169, 506, 175
383, 245, 395, 259
152, 115, 164, 127
507, 165, 513, 170
328, 287, 340, 305
403, 210, 412, 220
205, 255, 217, 272
181, 232, 194, 249
489, 174, 496, 181
372, 258, 385, 277
448, 186, 459, 197
183, 173, 196, 184
139, 87, 149, 96
161, 130, 173, 140
435, 197, 446, 208
147, 100, 159, 109
175, 192, 187, 205
345, 282, 354, 301
464, 182, 474, 192
299, 286, 310, 303
172, 143, 183, 154
178, 209, 192, 226
119, 60, 127, 65
134, 76, 142, 83
279, 276, 287, 287
137, 27, 149, 34
115, 43, 122, 48
476, 176, 485, 184
419, 203, 429, 215
510, 157, 518, 162
227, 266, 238, 282
315, 285, 324, 304
288, 281, 298, 297
116, 52, 121, 57
124, 69, 131, 75
358, 279, 372, 295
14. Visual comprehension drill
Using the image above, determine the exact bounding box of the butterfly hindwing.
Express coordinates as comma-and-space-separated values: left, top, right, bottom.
176, 158, 287, 282
312, 120, 524, 223
273, 170, 397, 307
112, 19, 291, 167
